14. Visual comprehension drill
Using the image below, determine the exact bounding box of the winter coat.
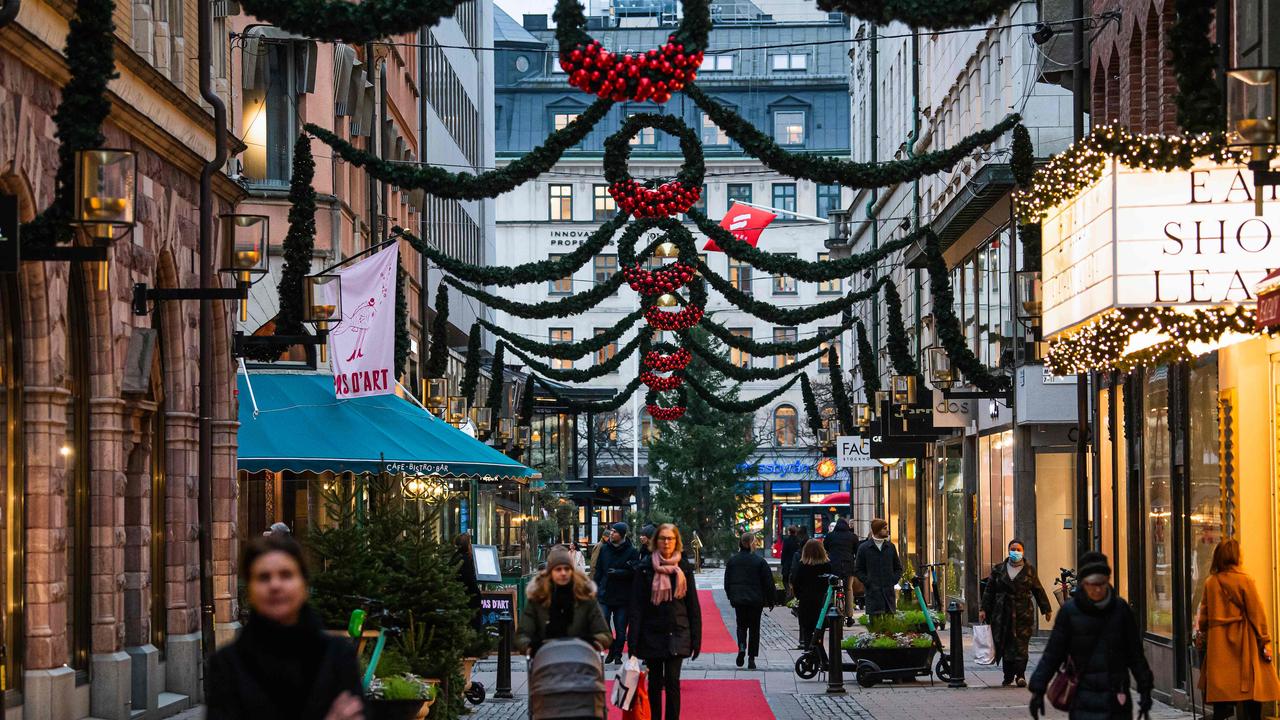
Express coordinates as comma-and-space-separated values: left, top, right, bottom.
627, 557, 702, 660
724, 549, 775, 608
1029, 588, 1153, 720
981, 560, 1051, 664
790, 561, 834, 629
1197, 567, 1280, 703
592, 540, 639, 606
206, 606, 362, 720
516, 581, 613, 655
779, 535, 802, 582
455, 549, 483, 629
854, 539, 903, 614
823, 522, 858, 576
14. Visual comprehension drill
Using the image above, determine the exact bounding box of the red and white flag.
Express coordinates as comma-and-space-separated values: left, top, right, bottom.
704, 202, 776, 252
327, 244, 400, 398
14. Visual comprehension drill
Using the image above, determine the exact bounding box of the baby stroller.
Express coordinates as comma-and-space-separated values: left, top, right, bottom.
528, 638, 606, 720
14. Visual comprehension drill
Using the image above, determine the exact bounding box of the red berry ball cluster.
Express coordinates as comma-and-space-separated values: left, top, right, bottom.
645, 303, 704, 331
640, 371, 685, 391
646, 403, 687, 421
560, 38, 704, 104
623, 261, 696, 296
643, 347, 692, 372
609, 180, 700, 219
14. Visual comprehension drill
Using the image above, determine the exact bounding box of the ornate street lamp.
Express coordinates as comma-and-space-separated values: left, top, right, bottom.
447, 395, 468, 426
303, 274, 341, 363
425, 378, 449, 413
74, 149, 137, 290
515, 425, 532, 447
497, 417, 515, 443
853, 402, 872, 430
890, 374, 918, 405
1226, 65, 1280, 211
1016, 270, 1042, 324
926, 344, 954, 389
469, 406, 493, 433
221, 214, 270, 320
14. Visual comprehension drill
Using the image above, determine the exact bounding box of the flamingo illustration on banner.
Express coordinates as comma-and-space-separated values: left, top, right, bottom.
328, 244, 399, 398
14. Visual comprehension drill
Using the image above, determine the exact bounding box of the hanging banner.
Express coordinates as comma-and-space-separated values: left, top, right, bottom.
329, 244, 399, 398
704, 202, 776, 252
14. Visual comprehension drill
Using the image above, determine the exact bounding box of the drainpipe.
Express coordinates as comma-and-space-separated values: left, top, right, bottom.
198, 0, 229, 662
365, 43, 380, 247
0, 0, 19, 29
1071, 0, 1091, 560
418, 27, 430, 388
909, 30, 922, 363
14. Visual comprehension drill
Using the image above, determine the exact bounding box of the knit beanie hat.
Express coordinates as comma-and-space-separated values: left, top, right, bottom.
1078, 551, 1111, 580
546, 544, 573, 570
640, 524, 657, 541
611, 522, 629, 538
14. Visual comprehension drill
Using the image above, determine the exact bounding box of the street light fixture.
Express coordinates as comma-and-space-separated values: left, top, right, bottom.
926, 345, 954, 389
221, 214, 270, 321
1016, 270, 1042, 324
469, 406, 493, 433
425, 378, 449, 412
303, 273, 341, 363
447, 395, 468, 426
890, 375, 918, 405
73, 149, 137, 290
1226, 65, 1280, 212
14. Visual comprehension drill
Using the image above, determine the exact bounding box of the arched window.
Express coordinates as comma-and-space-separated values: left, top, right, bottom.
0, 272, 23, 691
65, 265, 91, 673
773, 405, 798, 447
1127, 24, 1144, 129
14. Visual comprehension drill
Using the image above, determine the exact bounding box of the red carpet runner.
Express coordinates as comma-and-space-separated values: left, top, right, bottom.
607, 679, 772, 719
696, 589, 738, 654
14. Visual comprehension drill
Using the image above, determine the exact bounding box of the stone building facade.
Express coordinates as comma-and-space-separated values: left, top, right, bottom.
0, 0, 242, 717
1088, 0, 1179, 133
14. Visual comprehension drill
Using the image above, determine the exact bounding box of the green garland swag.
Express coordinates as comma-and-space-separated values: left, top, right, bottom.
684, 373, 801, 414
236, 0, 470, 46
616, 217, 698, 269
701, 314, 854, 358
478, 309, 644, 361
460, 323, 483, 403
536, 375, 644, 414
275, 135, 319, 337
922, 231, 1008, 392
1019, 223, 1041, 273
22, 0, 118, 247
814, 0, 1016, 30
481, 343, 506, 439
305, 97, 612, 200
518, 376, 537, 426
644, 385, 687, 409
395, 213, 628, 287
444, 271, 627, 320
500, 332, 644, 383
677, 329, 826, 382
687, 209, 915, 282
854, 320, 880, 405
686, 83, 1020, 188
827, 346, 854, 436
603, 114, 705, 216
1170, 0, 1223, 134
799, 373, 823, 438
1011, 124, 1035, 188
395, 264, 409, 379
883, 281, 918, 377
425, 283, 450, 378
696, 258, 887, 326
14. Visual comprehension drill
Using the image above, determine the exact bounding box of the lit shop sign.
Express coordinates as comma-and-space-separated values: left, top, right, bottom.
1040, 159, 1280, 338
738, 460, 818, 476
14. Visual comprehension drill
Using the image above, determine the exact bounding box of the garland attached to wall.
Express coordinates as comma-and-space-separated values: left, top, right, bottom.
799, 373, 824, 438
854, 320, 880, 405
701, 313, 854, 358
460, 324, 483, 403
686, 83, 1020, 188
1009, 124, 1043, 273
684, 374, 801, 414
444, 272, 628, 319
827, 346, 855, 435
603, 114, 704, 218
478, 310, 643, 361
677, 329, 826, 382
481, 343, 506, 439
275, 135, 319, 337
395, 264, 410, 379
922, 230, 1008, 393
536, 375, 644, 414
22, 0, 119, 247
883, 280, 918, 377
236, 0, 470, 43
1046, 306, 1255, 375
814, 0, 1017, 30
1170, 0, 1223, 135
501, 333, 644, 383
305, 97, 612, 200
695, 258, 887, 326
425, 283, 451, 378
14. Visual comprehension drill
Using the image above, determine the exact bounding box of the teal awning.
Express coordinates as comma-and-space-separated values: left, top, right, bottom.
236, 372, 535, 479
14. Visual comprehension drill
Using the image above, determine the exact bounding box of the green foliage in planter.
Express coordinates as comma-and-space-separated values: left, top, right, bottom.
464, 627, 497, 659
843, 631, 933, 650
372, 675, 436, 701
860, 609, 943, 634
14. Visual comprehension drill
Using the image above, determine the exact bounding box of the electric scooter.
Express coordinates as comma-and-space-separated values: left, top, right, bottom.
793, 574, 846, 680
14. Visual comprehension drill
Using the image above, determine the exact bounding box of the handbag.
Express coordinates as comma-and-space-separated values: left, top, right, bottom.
1046, 604, 1122, 712
621, 670, 650, 720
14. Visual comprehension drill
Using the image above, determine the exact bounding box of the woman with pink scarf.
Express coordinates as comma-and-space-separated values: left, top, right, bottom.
627, 523, 701, 720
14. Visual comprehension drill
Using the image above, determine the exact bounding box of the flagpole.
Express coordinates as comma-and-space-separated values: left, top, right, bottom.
732, 200, 829, 224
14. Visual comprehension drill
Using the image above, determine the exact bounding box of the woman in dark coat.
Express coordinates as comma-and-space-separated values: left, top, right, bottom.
628, 524, 701, 720
724, 532, 775, 669
516, 545, 612, 656
206, 535, 364, 720
790, 539, 834, 650
1030, 552, 1153, 720
453, 533, 483, 631
980, 539, 1052, 686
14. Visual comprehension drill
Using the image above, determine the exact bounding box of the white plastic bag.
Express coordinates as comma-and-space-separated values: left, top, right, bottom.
972, 624, 996, 665
611, 656, 644, 710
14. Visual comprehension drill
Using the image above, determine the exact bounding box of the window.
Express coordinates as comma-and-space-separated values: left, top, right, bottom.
688, 184, 708, 217
594, 328, 618, 368
550, 329, 574, 370
593, 254, 617, 285
773, 111, 806, 145
699, 54, 734, 71
700, 113, 729, 145
816, 184, 842, 219
628, 115, 656, 145
727, 183, 752, 211
819, 327, 839, 371
729, 328, 752, 369
549, 184, 573, 220
242, 41, 301, 186
817, 253, 842, 294
774, 327, 797, 367
770, 53, 808, 71
552, 112, 578, 130
772, 183, 797, 217
642, 415, 660, 444
548, 254, 573, 295
592, 185, 616, 221
596, 414, 620, 443
729, 258, 752, 295
773, 253, 797, 295
773, 405, 799, 446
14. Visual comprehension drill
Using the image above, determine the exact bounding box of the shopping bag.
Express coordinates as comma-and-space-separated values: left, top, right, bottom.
611, 657, 643, 711
972, 623, 996, 665
622, 672, 650, 720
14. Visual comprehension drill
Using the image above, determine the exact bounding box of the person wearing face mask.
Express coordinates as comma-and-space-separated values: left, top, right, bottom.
980, 539, 1052, 687
206, 535, 364, 720
1029, 551, 1153, 720
592, 522, 639, 664
854, 518, 903, 616
517, 544, 612, 657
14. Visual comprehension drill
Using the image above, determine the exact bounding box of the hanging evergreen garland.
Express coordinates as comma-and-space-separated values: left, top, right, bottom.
537, 375, 644, 414
1011, 124, 1035, 188
394, 213, 627, 287
22, 0, 119, 247
501, 333, 644, 383
554, 0, 709, 104
684, 374, 801, 414
445, 272, 627, 320
827, 346, 855, 436
1170, 0, 1224, 135
460, 323, 483, 403
305, 98, 612, 200
813, 0, 1016, 31
686, 83, 1020, 188
482, 343, 506, 437
688, 209, 915, 281
854, 321, 881, 405
678, 329, 826, 382
425, 283, 450, 378
883, 281, 918, 377
1046, 306, 1255, 375
922, 230, 1008, 393
800, 374, 824, 438
696, 257, 887, 326
236, 0, 471, 43
700, 314, 853, 358
395, 264, 409, 379
604, 114, 704, 218
275, 134, 319, 337
478, 310, 644, 361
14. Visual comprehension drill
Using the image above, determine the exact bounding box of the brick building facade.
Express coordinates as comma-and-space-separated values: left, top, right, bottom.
1088, 0, 1180, 133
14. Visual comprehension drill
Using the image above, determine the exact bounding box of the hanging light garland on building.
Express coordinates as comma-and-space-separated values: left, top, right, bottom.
1046, 306, 1257, 375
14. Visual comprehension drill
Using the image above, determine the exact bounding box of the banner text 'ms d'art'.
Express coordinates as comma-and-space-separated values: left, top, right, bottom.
328, 244, 399, 398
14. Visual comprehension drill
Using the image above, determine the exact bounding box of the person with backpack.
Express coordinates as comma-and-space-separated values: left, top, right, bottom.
822, 518, 858, 621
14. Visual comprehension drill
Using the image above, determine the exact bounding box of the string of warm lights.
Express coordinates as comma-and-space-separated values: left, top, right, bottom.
1046, 306, 1257, 375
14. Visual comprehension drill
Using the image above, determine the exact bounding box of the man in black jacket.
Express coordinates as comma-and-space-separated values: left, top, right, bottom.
823, 518, 859, 621
724, 532, 776, 669
779, 526, 801, 597
854, 518, 902, 616
592, 522, 638, 664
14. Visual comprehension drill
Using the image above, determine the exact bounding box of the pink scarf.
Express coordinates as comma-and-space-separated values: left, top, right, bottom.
651, 551, 687, 605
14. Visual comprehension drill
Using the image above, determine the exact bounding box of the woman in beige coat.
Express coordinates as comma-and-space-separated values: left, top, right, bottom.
1197, 539, 1280, 720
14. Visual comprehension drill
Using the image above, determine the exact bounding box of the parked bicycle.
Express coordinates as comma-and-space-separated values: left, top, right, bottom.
1052, 567, 1076, 607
